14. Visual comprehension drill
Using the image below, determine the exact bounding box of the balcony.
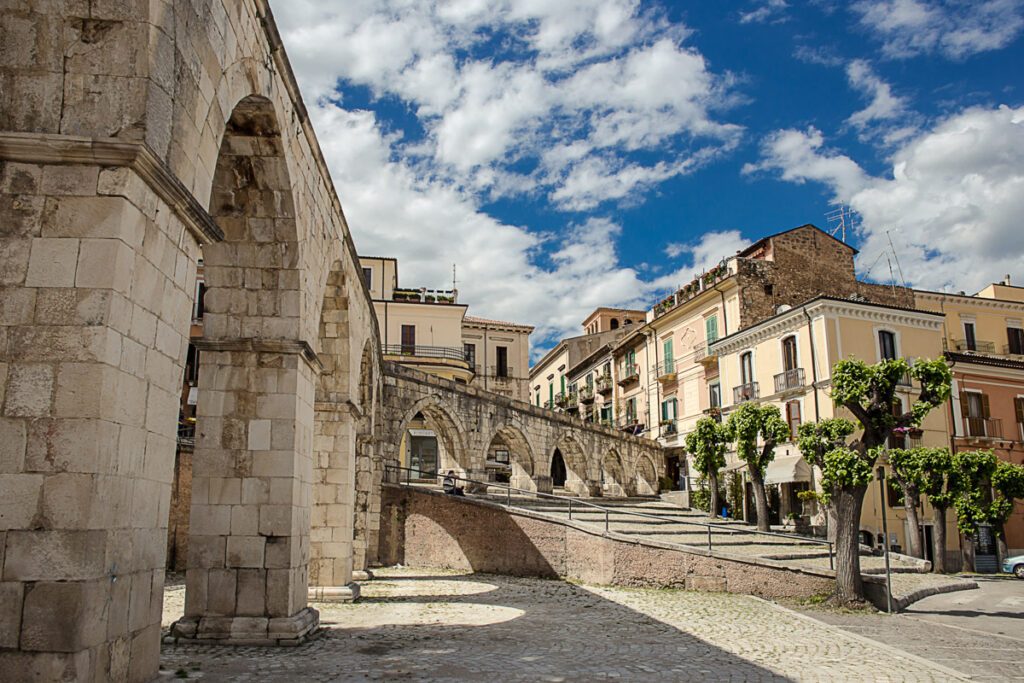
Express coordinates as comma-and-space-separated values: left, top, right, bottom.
1004, 343, 1024, 358
693, 341, 719, 365
733, 381, 759, 404
659, 419, 678, 438
617, 364, 640, 388
617, 416, 644, 434
773, 368, 805, 393
177, 421, 195, 448
965, 416, 1002, 439
391, 287, 457, 304
652, 262, 731, 320
579, 385, 595, 404
654, 359, 676, 383
949, 338, 996, 354
384, 344, 468, 362
488, 365, 514, 380
595, 375, 614, 394
554, 392, 568, 408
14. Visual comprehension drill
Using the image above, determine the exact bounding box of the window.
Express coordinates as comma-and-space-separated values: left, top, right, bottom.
586, 373, 594, 390
464, 343, 476, 366
184, 343, 199, 383
549, 384, 554, 408
740, 351, 753, 384
1015, 397, 1024, 440
706, 316, 719, 343
963, 321, 977, 351
496, 346, 508, 377
887, 478, 903, 508
878, 330, 896, 360
785, 400, 801, 440
960, 390, 990, 437
709, 382, 721, 409
888, 398, 905, 449
661, 398, 677, 421
782, 336, 797, 372
626, 397, 637, 422
194, 281, 207, 320
362, 267, 372, 290
610, 318, 619, 330
1008, 326, 1024, 354
401, 325, 415, 353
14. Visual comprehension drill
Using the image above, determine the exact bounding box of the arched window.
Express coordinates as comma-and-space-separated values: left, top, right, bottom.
740, 351, 753, 384
610, 318, 619, 330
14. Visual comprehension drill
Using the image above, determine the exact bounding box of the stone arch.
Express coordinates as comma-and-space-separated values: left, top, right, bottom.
182, 93, 319, 642
633, 454, 659, 497
485, 425, 537, 491
397, 395, 471, 475
602, 449, 628, 497
550, 434, 591, 496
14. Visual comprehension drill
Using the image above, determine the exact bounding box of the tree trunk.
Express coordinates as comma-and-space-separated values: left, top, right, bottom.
833, 485, 867, 604
932, 505, 948, 573
749, 468, 771, 532
708, 466, 720, 519
995, 521, 1009, 566
902, 488, 923, 558
826, 504, 837, 542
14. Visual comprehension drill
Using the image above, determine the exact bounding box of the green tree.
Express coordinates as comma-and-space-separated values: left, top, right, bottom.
992, 460, 1024, 563
914, 447, 961, 573
800, 357, 951, 603
685, 417, 729, 519
952, 449, 1000, 536
726, 403, 791, 531
887, 447, 945, 559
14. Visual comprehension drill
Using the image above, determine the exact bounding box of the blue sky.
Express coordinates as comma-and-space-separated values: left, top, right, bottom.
271, 1, 1024, 357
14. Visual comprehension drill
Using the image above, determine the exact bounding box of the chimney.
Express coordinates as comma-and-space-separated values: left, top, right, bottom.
1005, 274, 1012, 286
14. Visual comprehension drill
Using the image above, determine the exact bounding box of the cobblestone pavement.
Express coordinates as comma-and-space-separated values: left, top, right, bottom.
160, 567, 964, 681
798, 576, 1024, 681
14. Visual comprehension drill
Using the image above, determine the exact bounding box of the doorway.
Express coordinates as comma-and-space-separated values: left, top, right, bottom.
551, 449, 567, 488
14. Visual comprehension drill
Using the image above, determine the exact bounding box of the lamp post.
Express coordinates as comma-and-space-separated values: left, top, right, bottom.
877, 465, 894, 614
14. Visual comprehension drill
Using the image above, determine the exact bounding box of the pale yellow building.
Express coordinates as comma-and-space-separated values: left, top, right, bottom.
462, 315, 533, 402
709, 296, 958, 563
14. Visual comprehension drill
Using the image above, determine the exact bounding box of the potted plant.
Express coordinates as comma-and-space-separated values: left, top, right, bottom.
424, 295, 436, 303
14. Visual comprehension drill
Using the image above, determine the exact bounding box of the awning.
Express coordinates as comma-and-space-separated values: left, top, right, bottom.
763, 455, 812, 485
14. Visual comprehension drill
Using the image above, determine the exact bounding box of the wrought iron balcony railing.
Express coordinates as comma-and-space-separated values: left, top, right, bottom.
595, 375, 614, 394
383, 344, 469, 362
658, 420, 678, 438
654, 359, 676, 379
694, 342, 717, 363
949, 338, 996, 354
617, 364, 640, 386
733, 381, 759, 404
773, 368, 805, 393
579, 385, 595, 403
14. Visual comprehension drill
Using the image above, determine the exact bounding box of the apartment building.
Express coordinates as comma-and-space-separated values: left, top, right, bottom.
709, 296, 959, 565
462, 315, 533, 402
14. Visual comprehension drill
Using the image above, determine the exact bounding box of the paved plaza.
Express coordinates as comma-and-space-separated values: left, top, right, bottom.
160, 567, 968, 681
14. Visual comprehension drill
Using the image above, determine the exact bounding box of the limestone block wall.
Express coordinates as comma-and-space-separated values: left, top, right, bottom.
0, 158, 202, 681
379, 485, 835, 601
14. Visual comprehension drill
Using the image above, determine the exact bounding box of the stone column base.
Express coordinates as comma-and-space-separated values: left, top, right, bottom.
165, 607, 319, 646
308, 583, 361, 602
353, 569, 375, 581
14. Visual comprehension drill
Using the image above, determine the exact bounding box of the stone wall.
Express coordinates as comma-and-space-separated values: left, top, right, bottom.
379, 485, 836, 601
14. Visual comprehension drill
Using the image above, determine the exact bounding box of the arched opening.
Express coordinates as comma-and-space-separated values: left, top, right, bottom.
551, 449, 567, 488
601, 450, 627, 497
610, 318, 620, 330
397, 397, 470, 480
485, 426, 536, 491
634, 455, 659, 496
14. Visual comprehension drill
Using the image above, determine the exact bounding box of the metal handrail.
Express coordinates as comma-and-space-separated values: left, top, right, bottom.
383, 344, 469, 362
384, 464, 833, 567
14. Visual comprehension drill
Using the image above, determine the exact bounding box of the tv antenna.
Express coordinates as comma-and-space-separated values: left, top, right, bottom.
825, 202, 857, 243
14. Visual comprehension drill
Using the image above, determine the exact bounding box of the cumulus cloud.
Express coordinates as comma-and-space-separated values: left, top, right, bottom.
273, 0, 741, 210
749, 105, 1024, 293
740, 0, 790, 24
852, 0, 1024, 59
844, 60, 914, 140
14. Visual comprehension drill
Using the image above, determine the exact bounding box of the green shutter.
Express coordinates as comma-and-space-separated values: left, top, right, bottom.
706, 316, 718, 343
561, 376, 566, 394
663, 339, 673, 362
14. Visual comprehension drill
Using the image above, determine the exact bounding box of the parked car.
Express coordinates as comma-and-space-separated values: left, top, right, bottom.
1003, 554, 1024, 579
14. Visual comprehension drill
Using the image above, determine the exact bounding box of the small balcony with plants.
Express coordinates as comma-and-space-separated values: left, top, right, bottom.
658, 419, 678, 438
391, 287, 458, 304
595, 374, 614, 394
579, 385, 595, 404
617, 363, 640, 387
733, 381, 759, 404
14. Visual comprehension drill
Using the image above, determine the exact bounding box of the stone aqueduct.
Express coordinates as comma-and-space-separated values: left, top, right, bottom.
0, 2, 663, 681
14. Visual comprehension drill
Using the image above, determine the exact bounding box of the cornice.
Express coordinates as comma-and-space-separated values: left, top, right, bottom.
913, 289, 1024, 314
193, 337, 322, 371
0, 132, 223, 244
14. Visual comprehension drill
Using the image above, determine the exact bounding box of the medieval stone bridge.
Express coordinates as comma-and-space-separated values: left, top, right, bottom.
0, 2, 661, 681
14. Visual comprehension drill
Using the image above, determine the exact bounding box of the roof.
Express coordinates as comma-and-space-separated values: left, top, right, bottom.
463, 315, 534, 330
739, 223, 858, 258
944, 351, 1024, 371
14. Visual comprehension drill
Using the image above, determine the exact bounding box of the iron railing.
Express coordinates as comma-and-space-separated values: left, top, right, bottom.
949, 338, 996, 354
654, 359, 676, 378
579, 386, 595, 403
384, 464, 833, 567
595, 375, 614, 394
177, 422, 195, 447
488, 365, 514, 378
773, 368, 805, 393
617, 364, 640, 386
694, 342, 716, 362
965, 417, 1002, 439
383, 344, 469, 362
1004, 343, 1024, 357
733, 381, 759, 404
658, 420, 678, 438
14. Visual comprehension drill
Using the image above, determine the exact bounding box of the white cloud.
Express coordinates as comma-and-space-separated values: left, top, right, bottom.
740, 0, 790, 24
749, 105, 1024, 293
844, 60, 913, 136
852, 0, 1024, 59
272, 0, 741, 210
658, 231, 748, 286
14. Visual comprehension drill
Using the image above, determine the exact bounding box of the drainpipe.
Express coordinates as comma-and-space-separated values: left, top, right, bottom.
712, 281, 729, 336
802, 305, 820, 422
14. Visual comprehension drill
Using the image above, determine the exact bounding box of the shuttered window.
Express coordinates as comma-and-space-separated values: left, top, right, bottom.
785, 400, 801, 440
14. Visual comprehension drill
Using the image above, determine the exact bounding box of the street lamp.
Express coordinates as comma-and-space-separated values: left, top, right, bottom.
877, 465, 894, 614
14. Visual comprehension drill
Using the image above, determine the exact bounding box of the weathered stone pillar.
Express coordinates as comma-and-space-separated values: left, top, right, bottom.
170, 342, 319, 643
0, 153, 208, 681
308, 402, 359, 601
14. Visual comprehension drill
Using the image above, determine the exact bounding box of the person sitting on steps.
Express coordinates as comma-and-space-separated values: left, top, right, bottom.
443, 470, 465, 496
